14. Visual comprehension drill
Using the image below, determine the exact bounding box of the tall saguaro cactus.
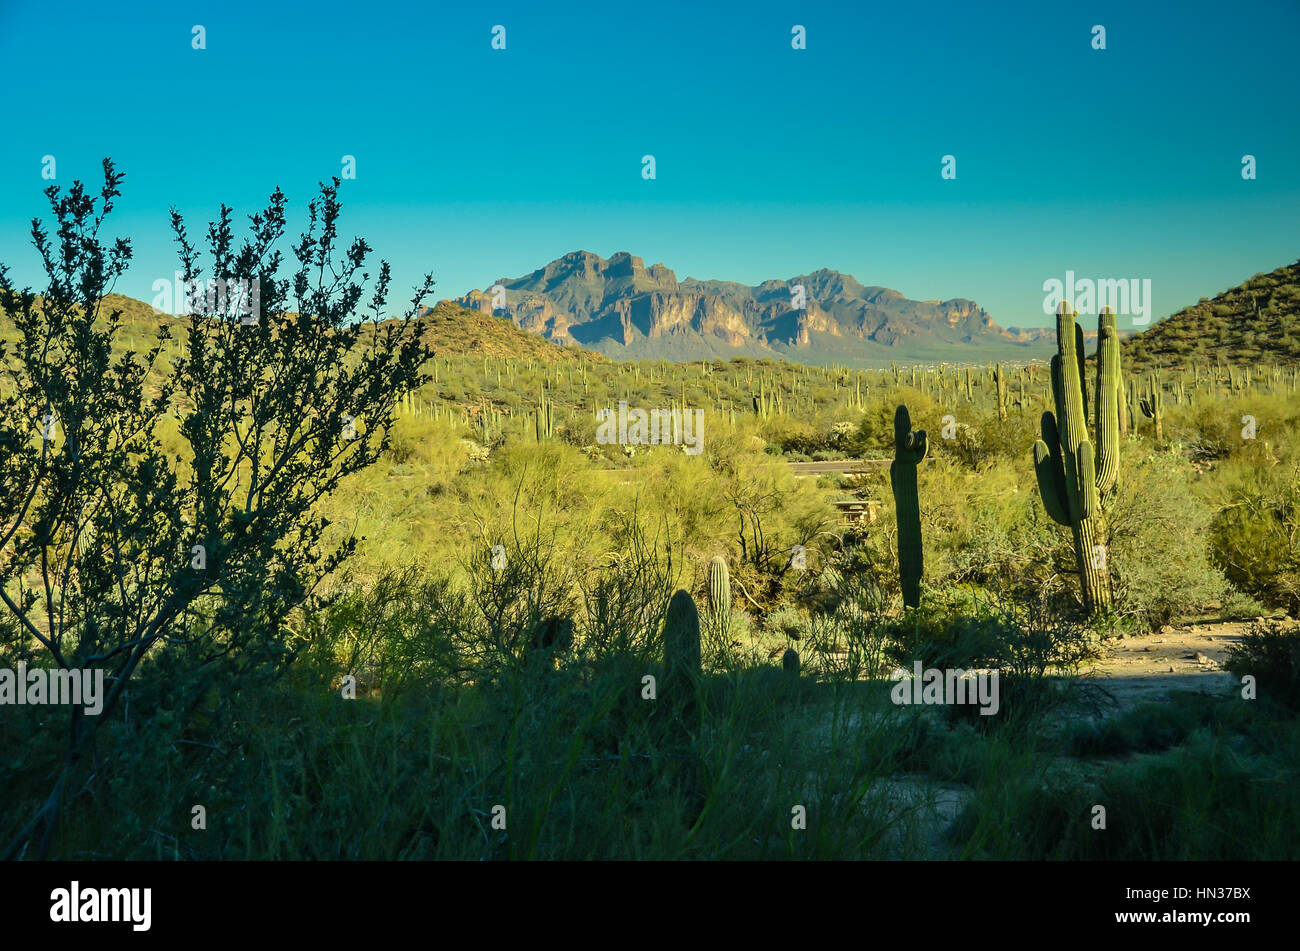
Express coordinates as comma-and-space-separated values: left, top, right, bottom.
890, 404, 927, 608
1032, 303, 1121, 615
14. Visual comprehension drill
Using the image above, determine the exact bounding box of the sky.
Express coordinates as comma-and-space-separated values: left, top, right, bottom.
1, 0, 1298, 331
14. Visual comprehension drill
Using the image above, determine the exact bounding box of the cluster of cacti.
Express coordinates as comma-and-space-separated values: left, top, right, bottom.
1138, 377, 1164, 445
1031, 303, 1120, 616
476, 402, 500, 443
890, 404, 927, 608
535, 384, 554, 440
750, 377, 788, 418
993, 363, 1008, 420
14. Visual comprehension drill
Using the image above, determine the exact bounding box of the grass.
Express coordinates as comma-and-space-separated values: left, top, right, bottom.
6, 641, 1298, 860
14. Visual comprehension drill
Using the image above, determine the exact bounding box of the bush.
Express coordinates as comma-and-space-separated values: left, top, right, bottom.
1208, 461, 1300, 615
1108, 450, 1241, 628
1224, 620, 1300, 711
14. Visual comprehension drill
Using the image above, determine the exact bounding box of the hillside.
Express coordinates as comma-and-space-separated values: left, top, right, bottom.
453, 250, 1056, 366
418, 301, 603, 364
1124, 260, 1300, 372
0, 295, 605, 367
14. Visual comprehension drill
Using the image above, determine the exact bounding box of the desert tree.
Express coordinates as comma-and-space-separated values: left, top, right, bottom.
0, 158, 434, 858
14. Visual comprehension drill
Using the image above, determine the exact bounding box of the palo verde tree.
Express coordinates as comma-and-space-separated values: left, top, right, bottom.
0, 159, 434, 858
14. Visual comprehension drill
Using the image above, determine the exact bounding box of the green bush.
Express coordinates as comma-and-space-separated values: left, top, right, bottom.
1224, 620, 1300, 711
1208, 461, 1300, 615
1108, 450, 1242, 628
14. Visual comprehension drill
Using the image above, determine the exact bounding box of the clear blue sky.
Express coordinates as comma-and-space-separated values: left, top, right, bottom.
1, 0, 1297, 330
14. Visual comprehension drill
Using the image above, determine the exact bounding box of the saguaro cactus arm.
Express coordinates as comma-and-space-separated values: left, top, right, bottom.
1032, 412, 1071, 526
1094, 306, 1120, 500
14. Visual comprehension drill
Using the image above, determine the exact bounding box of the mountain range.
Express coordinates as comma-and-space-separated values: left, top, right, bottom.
449, 251, 1059, 366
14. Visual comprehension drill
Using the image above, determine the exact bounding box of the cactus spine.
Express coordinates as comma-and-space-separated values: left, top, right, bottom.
1032, 303, 1120, 616
890, 404, 927, 609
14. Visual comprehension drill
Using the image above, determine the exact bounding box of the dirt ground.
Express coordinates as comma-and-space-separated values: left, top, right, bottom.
1083, 617, 1294, 710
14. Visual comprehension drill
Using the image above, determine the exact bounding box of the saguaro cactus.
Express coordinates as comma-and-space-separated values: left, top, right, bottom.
993, 363, 1008, 420
1032, 303, 1120, 616
708, 556, 731, 621
663, 589, 702, 734
782, 648, 800, 677
890, 404, 927, 609
535, 384, 554, 440
1138, 377, 1164, 445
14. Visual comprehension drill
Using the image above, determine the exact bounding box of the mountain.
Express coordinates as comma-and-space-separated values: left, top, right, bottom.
450, 251, 1055, 366
1123, 260, 1300, 372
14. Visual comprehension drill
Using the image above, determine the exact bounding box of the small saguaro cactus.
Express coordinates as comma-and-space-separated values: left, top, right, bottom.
1032, 303, 1120, 616
782, 647, 800, 677
708, 555, 731, 621
663, 589, 702, 734
993, 363, 1008, 420
890, 404, 927, 609
1138, 377, 1164, 445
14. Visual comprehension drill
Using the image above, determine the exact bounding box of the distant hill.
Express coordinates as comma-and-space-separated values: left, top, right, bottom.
451, 250, 1057, 366
1124, 260, 1300, 371
0, 295, 605, 367
417, 301, 603, 364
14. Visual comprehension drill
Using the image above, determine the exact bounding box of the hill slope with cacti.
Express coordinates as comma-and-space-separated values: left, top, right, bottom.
1124, 259, 1300, 372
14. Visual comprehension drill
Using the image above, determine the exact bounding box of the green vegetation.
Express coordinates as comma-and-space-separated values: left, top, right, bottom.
2, 163, 1299, 861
